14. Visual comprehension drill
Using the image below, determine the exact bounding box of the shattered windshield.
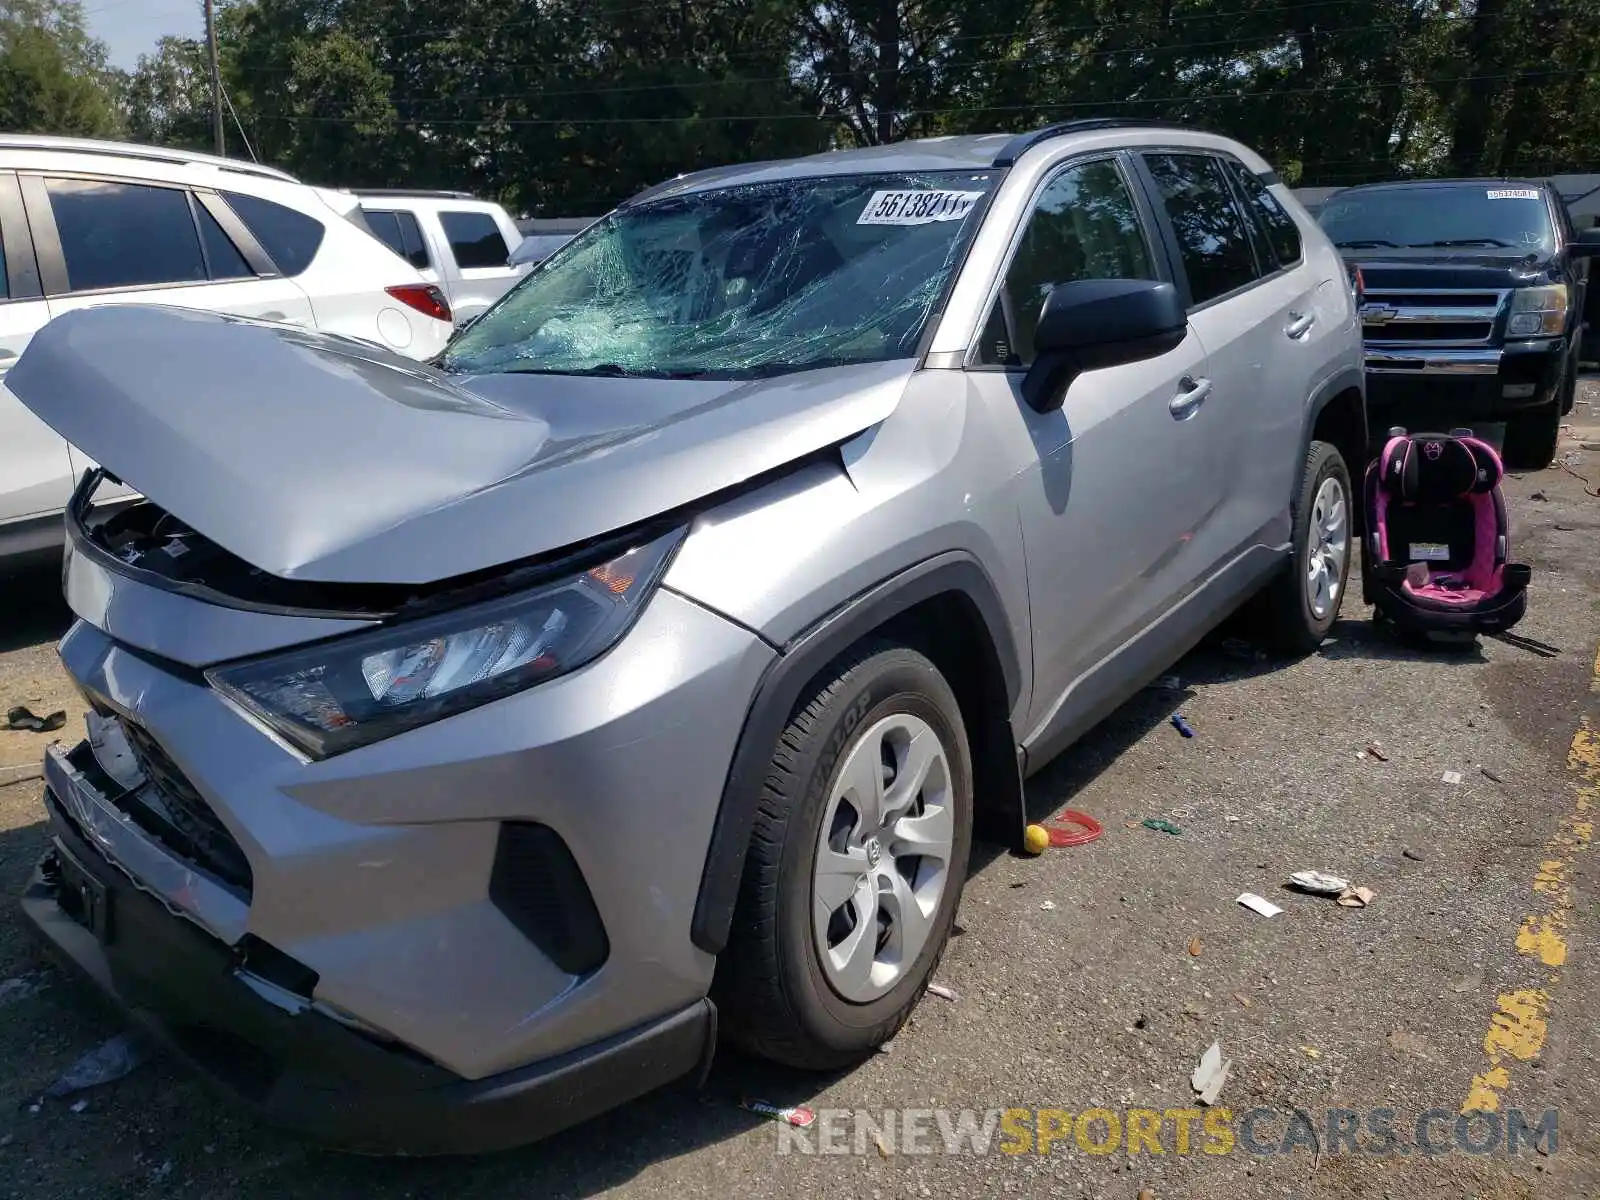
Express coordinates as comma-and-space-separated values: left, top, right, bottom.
441, 170, 995, 379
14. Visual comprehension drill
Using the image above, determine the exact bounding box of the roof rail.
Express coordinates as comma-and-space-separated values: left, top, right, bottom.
355, 188, 477, 200
990, 119, 1190, 168
0, 133, 298, 182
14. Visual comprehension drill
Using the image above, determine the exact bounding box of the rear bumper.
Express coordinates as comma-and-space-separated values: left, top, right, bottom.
22, 791, 715, 1156
1364, 339, 1567, 421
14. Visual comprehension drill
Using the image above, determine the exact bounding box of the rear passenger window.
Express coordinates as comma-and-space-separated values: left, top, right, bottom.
1228, 162, 1303, 267
47, 178, 206, 292
364, 209, 430, 269
193, 200, 254, 280
1143, 154, 1262, 306
222, 191, 325, 275
981, 158, 1156, 366
440, 210, 510, 269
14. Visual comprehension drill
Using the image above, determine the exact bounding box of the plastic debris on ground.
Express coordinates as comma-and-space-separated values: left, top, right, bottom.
1337, 886, 1376, 908
1236, 892, 1283, 918
1191, 1041, 1231, 1106
740, 1098, 816, 1128
1023, 824, 1050, 855
1441, 770, 1464, 785
4, 705, 66, 733
1040, 810, 1104, 847
1288, 870, 1350, 896
43, 1033, 147, 1099
1361, 742, 1388, 762
926, 982, 958, 1002
1187, 935, 1203, 957
1039, 900, 1057, 911
1170, 714, 1195, 738
1142, 818, 1183, 835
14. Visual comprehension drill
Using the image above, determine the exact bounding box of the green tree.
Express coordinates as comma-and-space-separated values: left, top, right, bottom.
0, 0, 123, 137
122, 36, 213, 150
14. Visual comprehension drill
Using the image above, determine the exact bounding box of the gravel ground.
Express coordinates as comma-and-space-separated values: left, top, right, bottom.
1, 383, 1599, 1199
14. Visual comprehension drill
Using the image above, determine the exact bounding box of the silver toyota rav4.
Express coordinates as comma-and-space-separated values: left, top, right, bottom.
10, 120, 1365, 1154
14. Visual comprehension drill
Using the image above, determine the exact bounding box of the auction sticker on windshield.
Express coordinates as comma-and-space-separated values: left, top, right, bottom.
1486, 188, 1540, 200
858, 190, 983, 225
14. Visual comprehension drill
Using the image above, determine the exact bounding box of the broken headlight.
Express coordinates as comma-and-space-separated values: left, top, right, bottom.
207, 529, 682, 758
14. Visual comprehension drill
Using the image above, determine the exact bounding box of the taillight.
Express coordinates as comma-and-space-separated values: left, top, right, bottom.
385, 284, 452, 324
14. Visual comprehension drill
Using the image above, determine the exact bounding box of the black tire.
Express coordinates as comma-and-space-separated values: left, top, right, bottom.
1502, 400, 1560, 471
1559, 358, 1579, 416
1254, 440, 1354, 655
714, 643, 973, 1070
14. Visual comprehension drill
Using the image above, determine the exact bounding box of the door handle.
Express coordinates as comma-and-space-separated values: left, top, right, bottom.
1169, 375, 1212, 418
1285, 311, 1316, 339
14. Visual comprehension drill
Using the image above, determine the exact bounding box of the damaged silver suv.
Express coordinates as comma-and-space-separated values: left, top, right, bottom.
12, 120, 1365, 1154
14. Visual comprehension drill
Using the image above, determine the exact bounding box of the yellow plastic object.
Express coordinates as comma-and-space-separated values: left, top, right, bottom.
1023, 824, 1051, 855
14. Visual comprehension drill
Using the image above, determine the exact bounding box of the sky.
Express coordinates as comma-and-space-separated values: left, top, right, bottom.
85, 0, 203, 69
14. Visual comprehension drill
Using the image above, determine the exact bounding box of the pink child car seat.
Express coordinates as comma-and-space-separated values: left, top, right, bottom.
1362, 428, 1531, 635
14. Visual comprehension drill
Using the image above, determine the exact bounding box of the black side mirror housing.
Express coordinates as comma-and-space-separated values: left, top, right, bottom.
1571, 227, 1600, 258
1021, 279, 1188, 413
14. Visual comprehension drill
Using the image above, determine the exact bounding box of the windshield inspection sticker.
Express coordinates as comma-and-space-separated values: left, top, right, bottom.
858, 189, 983, 225
1486, 188, 1539, 200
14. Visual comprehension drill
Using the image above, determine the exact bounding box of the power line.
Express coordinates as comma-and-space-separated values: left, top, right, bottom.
237, 67, 1593, 128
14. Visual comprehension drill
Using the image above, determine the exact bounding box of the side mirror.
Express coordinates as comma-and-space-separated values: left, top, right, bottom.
1571, 227, 1600, 258
1021, 279, 1188, 413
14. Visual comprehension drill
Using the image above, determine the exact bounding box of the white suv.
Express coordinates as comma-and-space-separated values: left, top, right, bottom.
0, 135, 455, 563
356, 191, 525, 325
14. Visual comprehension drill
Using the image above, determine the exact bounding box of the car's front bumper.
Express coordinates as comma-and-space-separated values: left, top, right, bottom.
1363, 338, 1567, 421
23, 788, 714, 1156
20, 568, 773, 1151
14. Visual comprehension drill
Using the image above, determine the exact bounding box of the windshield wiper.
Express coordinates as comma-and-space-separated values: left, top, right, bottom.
1334, 238, 1400, 249
1408, 238, 1514, 248
497, 363, 715, 380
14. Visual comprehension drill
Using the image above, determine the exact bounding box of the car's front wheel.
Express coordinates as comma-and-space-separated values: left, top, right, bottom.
1503, 398, 1561, 471
1255, 439, 1354, 654
716, 643, 973, 1069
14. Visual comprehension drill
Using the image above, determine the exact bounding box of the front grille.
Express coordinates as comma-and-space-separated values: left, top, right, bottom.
116, 720, 254, 896
1361, 288, 1506, 346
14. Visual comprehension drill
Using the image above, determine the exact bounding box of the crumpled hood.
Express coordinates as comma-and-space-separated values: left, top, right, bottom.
9, 305, 911, 584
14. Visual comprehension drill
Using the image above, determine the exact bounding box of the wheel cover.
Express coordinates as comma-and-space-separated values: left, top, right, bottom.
1305, 474, 1349, 621
811, 712, 954, 1003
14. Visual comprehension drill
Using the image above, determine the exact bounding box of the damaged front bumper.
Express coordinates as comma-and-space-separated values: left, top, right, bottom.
24, 763, 714, 1156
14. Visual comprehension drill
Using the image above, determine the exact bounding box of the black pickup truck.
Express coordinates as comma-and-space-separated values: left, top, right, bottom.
1318, 178, 1600, 468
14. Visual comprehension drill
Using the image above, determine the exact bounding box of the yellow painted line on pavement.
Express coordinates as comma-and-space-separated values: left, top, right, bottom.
1463, 642, 1600, 1113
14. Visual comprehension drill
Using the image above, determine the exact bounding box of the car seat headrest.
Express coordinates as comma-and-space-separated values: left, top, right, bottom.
1382, 434, 1496, 502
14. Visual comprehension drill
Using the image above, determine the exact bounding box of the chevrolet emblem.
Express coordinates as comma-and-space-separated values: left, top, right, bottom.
1360, 303, 1399, 324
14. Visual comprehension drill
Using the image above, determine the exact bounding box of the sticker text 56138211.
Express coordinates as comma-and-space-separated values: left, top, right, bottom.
1486, 188, 1540, 200
858, 190, 983, 226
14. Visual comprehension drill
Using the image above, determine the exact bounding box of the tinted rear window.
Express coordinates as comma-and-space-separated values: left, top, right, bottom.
195, 202, 254, 280
222, 191, 326, 275
47, 178, 207, 291
440, 210, 510, 269
364, 208, 431, 269
1319, 185, 1554, 251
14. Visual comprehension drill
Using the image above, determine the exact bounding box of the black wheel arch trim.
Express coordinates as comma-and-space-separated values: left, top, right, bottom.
1301, 364, 1368, 455
690, 552, 1023, 956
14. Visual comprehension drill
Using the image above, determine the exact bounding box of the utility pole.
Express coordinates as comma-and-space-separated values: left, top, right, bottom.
205, 0, 225, 156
